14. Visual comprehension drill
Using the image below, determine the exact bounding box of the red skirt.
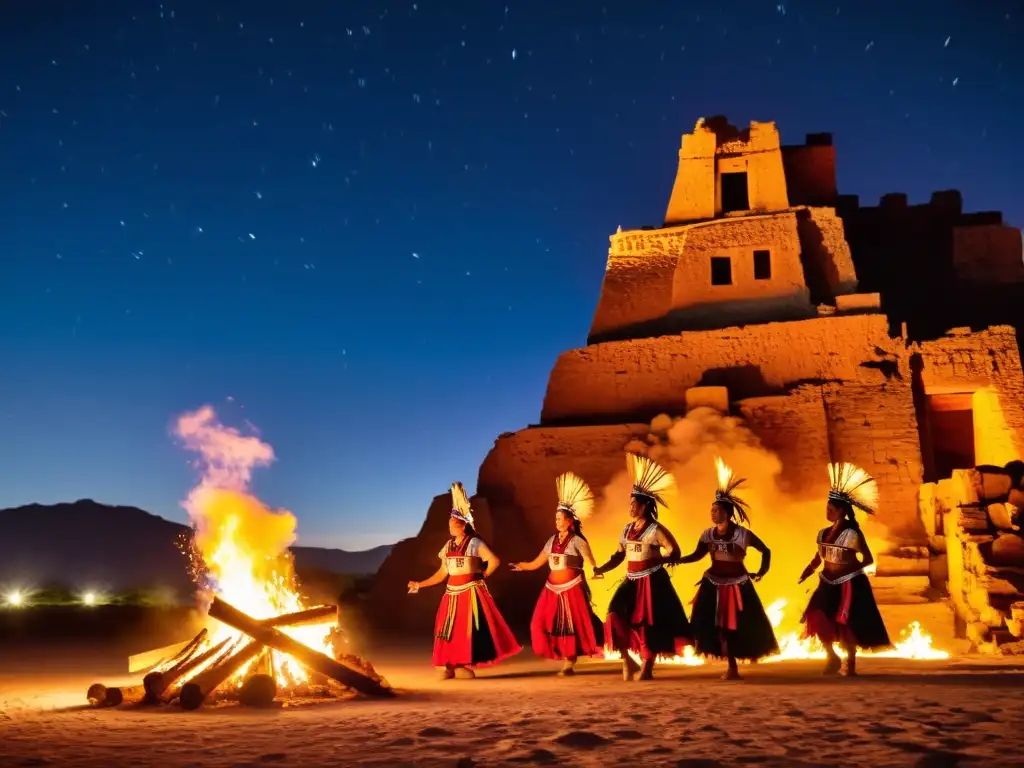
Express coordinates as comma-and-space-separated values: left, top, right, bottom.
432, 580, 522, 668
801, 572, 892, 650
529, 576, 603, 660
605, 567, 693, 660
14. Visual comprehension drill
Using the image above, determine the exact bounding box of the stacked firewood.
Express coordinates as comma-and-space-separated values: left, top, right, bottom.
87, 597, 392, 710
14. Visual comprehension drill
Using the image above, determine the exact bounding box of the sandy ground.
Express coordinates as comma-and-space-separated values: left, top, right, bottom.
2, 645, 1024, 768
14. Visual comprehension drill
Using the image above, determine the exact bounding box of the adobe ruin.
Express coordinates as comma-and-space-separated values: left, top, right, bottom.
371, 117, 1024, 648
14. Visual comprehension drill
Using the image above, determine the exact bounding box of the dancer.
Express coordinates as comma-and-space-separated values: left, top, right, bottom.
510, 472, 603, 676
799, 462, 892, 676
676, 457, 779, 679
595, 453, 692, 681
408, 482, 522, 678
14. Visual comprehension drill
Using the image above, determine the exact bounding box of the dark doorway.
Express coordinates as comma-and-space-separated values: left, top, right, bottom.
925, 393, 975, 480
753, 249, 771, 280
710, 256, 732, 286
721, 172, 749, 213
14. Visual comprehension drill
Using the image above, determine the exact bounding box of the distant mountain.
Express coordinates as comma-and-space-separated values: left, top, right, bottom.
0, 500, 393, 597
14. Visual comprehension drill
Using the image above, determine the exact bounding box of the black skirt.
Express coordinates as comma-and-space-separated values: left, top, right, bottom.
690, 577, 780, 661
605, 567, 693, 657
801, 572, 892, 650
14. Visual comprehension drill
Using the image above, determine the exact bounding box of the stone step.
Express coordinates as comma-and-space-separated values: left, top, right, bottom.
868, 574, 932, 604
874, 554, 930, 577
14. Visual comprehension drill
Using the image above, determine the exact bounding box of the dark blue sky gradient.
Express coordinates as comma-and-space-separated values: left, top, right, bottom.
1, 1, 1021, 549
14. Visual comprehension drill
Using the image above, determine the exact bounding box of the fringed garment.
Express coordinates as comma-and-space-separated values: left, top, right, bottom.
432, 536, 522, 668
801, 523, 892, 650
604, 520, 692, 660
689, 525, 779, 661
529, 532, 603, 660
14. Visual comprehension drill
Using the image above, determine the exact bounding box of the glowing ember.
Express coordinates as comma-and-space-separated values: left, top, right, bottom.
602, 598, 948, 666
169, 406, 337, 692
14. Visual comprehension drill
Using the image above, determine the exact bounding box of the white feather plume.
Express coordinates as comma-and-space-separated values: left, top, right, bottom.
828, 462, 878, 515
627, 453, 675, 509
555, 471, 594, 520
449, 481, 474, 526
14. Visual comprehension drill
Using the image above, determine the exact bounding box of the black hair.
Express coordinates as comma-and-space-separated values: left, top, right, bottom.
1004, 460, 1024, 489
713, 498, 750, 525
632, 493, 658, 520
828, 496, 860, 528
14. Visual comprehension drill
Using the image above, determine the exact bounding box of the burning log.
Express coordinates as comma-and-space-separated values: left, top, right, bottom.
128, 628, 208, 674
179, 639, 263, 711
143, 636, 234, 702
87, 683, 147, 708
264, 604, 338, 628
208, 597, 393, 698
88, 629, 210, 707
141, 606, 334, 701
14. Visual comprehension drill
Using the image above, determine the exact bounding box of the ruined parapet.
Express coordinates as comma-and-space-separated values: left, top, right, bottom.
665, 117, 790, 225
939, 468, 1024, 654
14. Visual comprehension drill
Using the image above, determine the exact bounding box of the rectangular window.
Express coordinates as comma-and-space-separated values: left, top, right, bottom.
721, 172, 749, 213
753, 249, 771, 280
710, 256, 732, 286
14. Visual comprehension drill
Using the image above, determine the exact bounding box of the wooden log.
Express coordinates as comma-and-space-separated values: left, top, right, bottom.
126, 606, 334, 674
264, 604, 338, 628
208, 597, 393, 697
144, 636, 234, 702
128, 628, 208, 674
87, 683, 146, 708
179, 639, 264, 711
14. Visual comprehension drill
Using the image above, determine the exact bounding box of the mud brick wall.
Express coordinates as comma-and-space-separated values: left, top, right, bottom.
952, 224, 1024, 283
821, 377, 925, 541
544, 313, 900, 424
736, 385, 831, 498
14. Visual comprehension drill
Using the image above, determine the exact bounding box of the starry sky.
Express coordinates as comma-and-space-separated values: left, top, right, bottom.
0, 1, 1021, 550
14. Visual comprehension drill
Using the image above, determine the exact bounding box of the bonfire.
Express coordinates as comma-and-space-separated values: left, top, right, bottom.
87, 406, 391, 710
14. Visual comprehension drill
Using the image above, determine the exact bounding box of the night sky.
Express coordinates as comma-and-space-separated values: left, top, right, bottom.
1, 1, 1021, 550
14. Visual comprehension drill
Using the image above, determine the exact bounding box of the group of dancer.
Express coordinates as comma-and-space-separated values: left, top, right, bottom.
407, 453, 892, 681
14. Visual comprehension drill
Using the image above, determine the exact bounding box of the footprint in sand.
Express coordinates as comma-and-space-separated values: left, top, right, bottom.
552, 731, 610, 749
509, 748, 559, 764
418, 727, 454, 738
867, 723, 907, 735
385, 737, 415, 747
783, 708, 804, 717
612, 729, 645, 740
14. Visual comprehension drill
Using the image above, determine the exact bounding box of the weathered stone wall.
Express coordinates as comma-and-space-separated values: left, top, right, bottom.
736, 385, 831, 499
952, 224, 1024, 284
914, 326, 1024, 466
781, 140, 837, 208
669, 213, 813, 329
549, 313, 900, 423
927, 469, 1024, 653
477, 424, 651, 548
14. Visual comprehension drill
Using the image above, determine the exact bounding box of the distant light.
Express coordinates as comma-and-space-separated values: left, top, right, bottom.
6, 590, 23, 607
82, 592, 97, 606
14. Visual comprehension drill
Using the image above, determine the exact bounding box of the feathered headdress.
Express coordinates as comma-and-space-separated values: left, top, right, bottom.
450, 482, 474, 526
714, 456, 750, 524
627, 453, 675, 512
555, 472, 594, 521
827, 462, 878, 515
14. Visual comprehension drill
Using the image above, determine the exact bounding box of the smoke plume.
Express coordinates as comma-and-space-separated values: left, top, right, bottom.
585, 407, 890, 635
174, 405, 300, 599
